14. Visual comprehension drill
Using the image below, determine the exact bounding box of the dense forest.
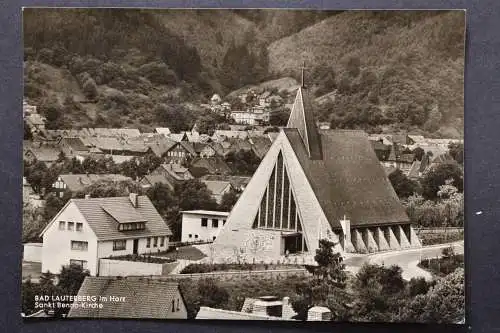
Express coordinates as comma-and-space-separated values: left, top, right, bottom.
23, 9, 464, 137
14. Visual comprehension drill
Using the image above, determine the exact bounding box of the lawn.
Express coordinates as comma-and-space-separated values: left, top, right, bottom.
155, 246, 207, 261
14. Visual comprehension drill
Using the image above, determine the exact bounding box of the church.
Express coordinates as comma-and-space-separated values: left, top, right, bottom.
212, 70, 421, 263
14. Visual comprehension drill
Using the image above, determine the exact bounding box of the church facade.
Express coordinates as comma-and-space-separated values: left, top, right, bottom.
212, 81, 421, 263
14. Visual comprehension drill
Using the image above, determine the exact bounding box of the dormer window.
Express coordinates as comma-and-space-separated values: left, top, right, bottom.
118, 222, 146, 231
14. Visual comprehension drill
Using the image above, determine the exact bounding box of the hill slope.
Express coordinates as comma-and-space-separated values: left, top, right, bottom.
23, 9, 465, 137
268, 11, 465, 137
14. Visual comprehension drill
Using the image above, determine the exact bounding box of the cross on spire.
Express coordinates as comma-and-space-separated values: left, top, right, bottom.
301, 61, 307, 88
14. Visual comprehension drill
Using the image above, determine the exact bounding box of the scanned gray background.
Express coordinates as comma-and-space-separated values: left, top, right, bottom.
0, 0, 498, 332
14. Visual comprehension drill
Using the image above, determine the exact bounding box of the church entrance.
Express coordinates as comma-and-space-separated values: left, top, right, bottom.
282, 233, 303, 254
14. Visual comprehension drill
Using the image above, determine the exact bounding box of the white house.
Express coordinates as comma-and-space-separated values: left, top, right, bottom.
180, 210, 230, 243
40, 194, 172, 276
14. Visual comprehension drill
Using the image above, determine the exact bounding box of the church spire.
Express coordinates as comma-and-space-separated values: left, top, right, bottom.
287, 61, 322, 160
301, 61, 306, 88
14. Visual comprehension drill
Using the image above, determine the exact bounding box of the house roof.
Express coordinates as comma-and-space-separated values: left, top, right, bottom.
181, 210, 230, 217
26, 146, 60, 162
283, 128, 409, 229
58, 174, 132, 192
155, 127, 171, 136
196, 307, 291, 321
201, 180, 231, 195
60, 137, 88, 152
42, 195, 171, 240
190, 157, 232, 176
201, 175, 251, 190
68, 277, 182, 319
408, 160, 421, 179
250, 136, 272, 159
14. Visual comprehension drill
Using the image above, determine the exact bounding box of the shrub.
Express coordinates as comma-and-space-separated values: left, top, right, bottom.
138, 61, 178, 85
82, 77, 98, 99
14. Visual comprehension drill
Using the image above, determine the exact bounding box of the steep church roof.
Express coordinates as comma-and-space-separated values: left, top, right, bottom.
283, 129, 409, 229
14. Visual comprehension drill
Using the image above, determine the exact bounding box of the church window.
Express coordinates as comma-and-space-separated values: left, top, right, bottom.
282, 169, 290, 229
266, 168, 276, 228
275, 152, 284, 229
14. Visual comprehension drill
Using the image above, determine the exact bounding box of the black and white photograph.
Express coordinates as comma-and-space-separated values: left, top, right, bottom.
21, 8, 465, 323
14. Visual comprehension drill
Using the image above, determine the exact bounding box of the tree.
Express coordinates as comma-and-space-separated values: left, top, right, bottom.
26, 161, 48, 193
43, 193, 68, 221
292, 239, 350, 321
421, 162, 463, 200
174, 179, 218, 211
146, 183, 175, 216
218, 188, 240, 211
24, 120, 33, 140
412, 147, 425, 161
448, 142, 464, 165
345, 56, 361, 77
351, 264, 406, 322
269, 109, 289, 126
57, 263, 90, 296
82, 77, 98, 99
388, 169, 421, 199
23, 201, 46, 243
398, 268, 464, 323
224, 149, 261, 176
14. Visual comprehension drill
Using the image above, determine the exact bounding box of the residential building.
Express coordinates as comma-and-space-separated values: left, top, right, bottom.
212, 80, 421, 262
201, 175, 251, 192
140, 163, 193, 191
39, 194, 172, 276
57, 137, 89, 159
164, 141, 196, 164
24, 145, 60, 167
51, 174, 132, 198
25, 113, 47, 133
201, 180, 232, 204
181, 210, 230, 242
188, 157, 232, 177
68, 277, 187, 319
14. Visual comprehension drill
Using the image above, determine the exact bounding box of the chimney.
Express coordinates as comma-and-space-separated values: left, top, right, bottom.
307, 306, 331, 321
129, 193, 138, 208
84, 194, 90, 199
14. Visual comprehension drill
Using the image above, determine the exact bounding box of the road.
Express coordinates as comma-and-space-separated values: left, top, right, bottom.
344, 241, 464, 280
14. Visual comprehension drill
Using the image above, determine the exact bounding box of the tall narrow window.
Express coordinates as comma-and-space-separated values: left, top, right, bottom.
282, 169, 290, 229
275, 153, 284, 229
146, 238, 151, 248
266, 168, 276, 228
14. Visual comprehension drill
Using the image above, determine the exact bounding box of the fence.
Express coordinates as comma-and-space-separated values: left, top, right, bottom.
415, 227, 464, 234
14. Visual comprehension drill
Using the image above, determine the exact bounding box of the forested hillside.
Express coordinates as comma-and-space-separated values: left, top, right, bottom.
23, 9, 464, 137
268, 11, 465, 137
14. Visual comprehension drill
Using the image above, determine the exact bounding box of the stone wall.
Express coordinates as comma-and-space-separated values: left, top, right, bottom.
99, 259, 177, 276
